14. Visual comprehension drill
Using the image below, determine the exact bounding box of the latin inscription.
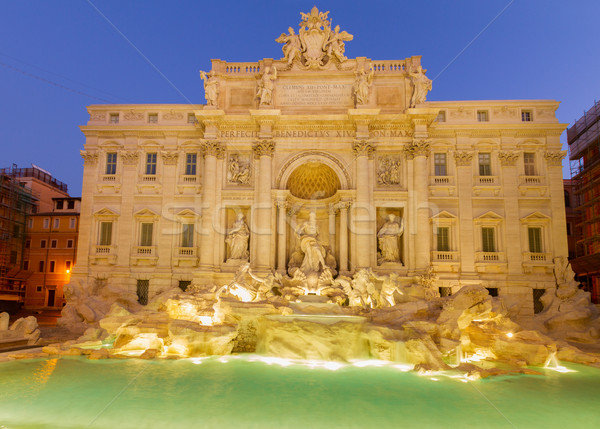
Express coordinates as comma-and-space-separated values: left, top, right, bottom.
277, 83, 353, 106
217, 130, 410, 138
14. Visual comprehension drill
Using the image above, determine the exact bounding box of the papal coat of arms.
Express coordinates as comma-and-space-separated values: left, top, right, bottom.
276, 7, 353, 69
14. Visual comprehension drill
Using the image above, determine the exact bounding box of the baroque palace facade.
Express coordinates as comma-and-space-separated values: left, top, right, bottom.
75, 8, 567, 315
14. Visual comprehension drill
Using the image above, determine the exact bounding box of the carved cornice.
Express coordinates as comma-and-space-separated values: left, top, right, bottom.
120, 151, 139, 165
352, 139, 375, 158
89, 112, 106, 121
498, 151, 520, 167
252, 140, 276, 158
405, 138, 430, 159
123, 110, 143, 121
161, 151, 179, 165
544, 151, 566, 167
453, 151, 474, 167
202, 141, 225, 159
163, 110, 184, 120
80, 150, 98, 166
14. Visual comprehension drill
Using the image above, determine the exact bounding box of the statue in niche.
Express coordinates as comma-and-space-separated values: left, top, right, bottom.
227, 154, 251, 185
200, 70, 218, 106
377, 214, 404, 265
353, 66, 374, 106
288, 211, 337, 293
276, 27, 303, 66
377, 156, 402, 185
256, 66, 277, 106
225, 214, 249, 261
324, 25, 353, 63
408, 65, 432, 108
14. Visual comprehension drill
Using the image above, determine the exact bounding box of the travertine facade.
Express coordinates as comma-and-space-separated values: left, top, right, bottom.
74, 8, 568, 316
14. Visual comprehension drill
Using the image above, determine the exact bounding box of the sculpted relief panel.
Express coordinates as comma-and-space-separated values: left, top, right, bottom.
377, 155, 402, 186
227, 153, 252, 186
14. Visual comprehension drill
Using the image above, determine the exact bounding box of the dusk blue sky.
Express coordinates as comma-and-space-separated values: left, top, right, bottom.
1, 0, 599, 196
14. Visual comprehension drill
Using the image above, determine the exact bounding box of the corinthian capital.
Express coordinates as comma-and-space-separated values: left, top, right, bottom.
202, 140, 225, 159
161, 151, 179, 165
352, 139, 375, 158
253, 140, 275, 158
453, 151, 474, 167
544, 150, 566, 167
80, 150, 98, 166
405, 138, 430, 159
498, 151, 520, 167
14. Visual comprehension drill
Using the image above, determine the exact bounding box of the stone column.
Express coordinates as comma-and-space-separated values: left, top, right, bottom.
545, 150, 569, 258
454, 150, 476, 274
74, 149, 99, 274
276, 200, 287, 273
116, 149, 139, 268
159, 150, 179, 269
338, 201, 351, 273
409, 138, 431, 270
328, 204, 336, 256
352, 139, 375, 269
498, 151, 522, 275
199, 141, 223, 270
253, 140, 275, 270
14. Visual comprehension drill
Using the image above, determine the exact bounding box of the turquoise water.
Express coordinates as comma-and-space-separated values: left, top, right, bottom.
0, 356, 599, 428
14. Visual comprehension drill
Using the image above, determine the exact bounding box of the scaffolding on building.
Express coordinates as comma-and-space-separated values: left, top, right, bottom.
568, 100, 600, 303
0, 165, 37, 311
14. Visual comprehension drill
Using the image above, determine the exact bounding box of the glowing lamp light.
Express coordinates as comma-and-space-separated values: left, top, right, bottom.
506, 332, 514, 338
66, 269, 70, 274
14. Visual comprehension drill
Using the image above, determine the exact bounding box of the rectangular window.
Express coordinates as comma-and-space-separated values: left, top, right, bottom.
28, 218, 33, 229
25, 240, 31, 249
185, 153, 197, 176
528, 227, 542, 253
40, 239, 47, 249
187, 113, 197, 124
51, 240, 57, 249
477, 110, 489, 122
106, 152, 117, 175
67, 239, 74, 248
436, 110, 446, 122
524, 152, 535, 176
110, 113, 119, 124
56, 200, 64, 210
145, 153, 157, 175
478, 153, 491, 176
521, 110, 533, 122
49, 261, 55, 273
434, 153, 447, 176
23, 260, 29, 270
137, 280, 149, 305
9, 251, 17, 265
66, 261, 71, 271
140, 223, 154, 246
70, 218, 76, 229
39, 261, 45, 272
53, 218, 60, 229
99, 222, 113, 246
437, 227, 450, 251
181, 224, 194, 247
482, 227, 496, 252
67, 200, 75, 209
43, 218, 50, 229
36, 286, 43, 293
566, 223, 572, 236
148, 113, 158, 123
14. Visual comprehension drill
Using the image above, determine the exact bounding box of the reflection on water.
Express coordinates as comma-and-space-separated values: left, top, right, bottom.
0, 356, 599, 429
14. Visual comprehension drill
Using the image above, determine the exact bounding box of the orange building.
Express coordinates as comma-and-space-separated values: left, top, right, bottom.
24, 197, 80, 308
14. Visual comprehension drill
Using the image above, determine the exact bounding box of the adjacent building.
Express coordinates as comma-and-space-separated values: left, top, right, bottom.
24, 197, 80, 308
568, 100, 600, 303
72, 8, 569, 316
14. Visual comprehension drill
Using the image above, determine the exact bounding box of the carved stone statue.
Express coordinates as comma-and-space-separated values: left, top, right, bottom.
296, 212, 328, 274
256, 66, 277, 106
200, 70, 218, 106
377, 214, 404, 264
370, 271, 402, 307
324, 25, 353, 63
227, 154, 251, 185
408, 65, 432, 108
276, 27, 302, 66
353, 66, 374, 106
225, 214, 249, 261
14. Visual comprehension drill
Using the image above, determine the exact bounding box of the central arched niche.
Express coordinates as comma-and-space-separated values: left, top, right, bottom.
286, 161, 341, 200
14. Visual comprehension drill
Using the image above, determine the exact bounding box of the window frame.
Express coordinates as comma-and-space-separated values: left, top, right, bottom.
477, 110, 489, 122
105, 152, 118, 175
145, 152, 158, 175
478, 152, 492, 176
